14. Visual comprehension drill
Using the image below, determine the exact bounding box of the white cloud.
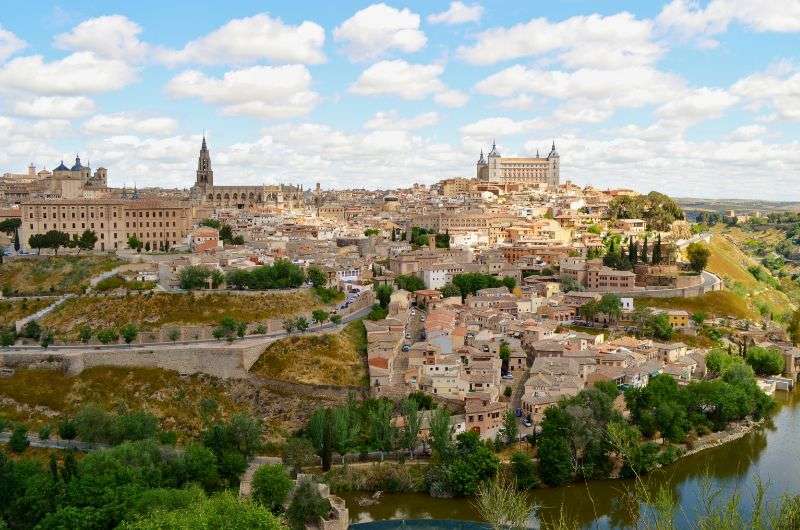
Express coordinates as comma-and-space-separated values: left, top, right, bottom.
497, 94, 535, 110
158, 13, 325, 66
654, 87, 739, 125
0, 25, 25, 63
350, 60, 467, 106
0, 52, 137, 95
434, 89, 469, 108
428, 2, 483, 25
727, 124, 767, 141
82, 113, 178, 136
657, 0, 800, 45
12, 96, 95, 119
364, 110, 439, 130
334, 3, 426, 61
54, 15, 149, 62
166, 65, 320, 118
460, 117, 545, 138
457, 12, 662, 69
475, 64, 684, 116
731, 63, 800, 120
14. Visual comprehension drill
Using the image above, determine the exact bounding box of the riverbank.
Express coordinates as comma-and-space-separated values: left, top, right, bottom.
342, 389, 800, 528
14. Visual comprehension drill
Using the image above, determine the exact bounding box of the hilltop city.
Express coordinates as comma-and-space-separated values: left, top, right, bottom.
2, 132, 800, 528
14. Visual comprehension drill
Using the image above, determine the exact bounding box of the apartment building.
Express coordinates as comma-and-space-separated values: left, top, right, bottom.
19, 198, 193, 251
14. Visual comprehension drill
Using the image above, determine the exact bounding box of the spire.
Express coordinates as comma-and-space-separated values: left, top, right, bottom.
536, 149, 540, 158
201, 135, 207, 150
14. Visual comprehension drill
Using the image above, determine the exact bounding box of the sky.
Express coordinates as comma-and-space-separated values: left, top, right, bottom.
0, 1, 799, 199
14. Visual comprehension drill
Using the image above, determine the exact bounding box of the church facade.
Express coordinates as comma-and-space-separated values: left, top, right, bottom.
476, 141, 559, 189
190, 137, 304, 209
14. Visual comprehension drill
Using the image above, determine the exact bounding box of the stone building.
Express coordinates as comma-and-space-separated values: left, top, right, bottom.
2, 156, 108, 203
19, 198, 193, 252
189, 137, 304, 209
476, 140, 560, 188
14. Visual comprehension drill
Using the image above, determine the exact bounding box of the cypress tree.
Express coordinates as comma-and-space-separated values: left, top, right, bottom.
628, 238, 638, 264
640, 236, 649, 263
652, 234, 663, 264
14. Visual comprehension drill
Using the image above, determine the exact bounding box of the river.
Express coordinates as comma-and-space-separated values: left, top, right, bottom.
343, 388, 800, 528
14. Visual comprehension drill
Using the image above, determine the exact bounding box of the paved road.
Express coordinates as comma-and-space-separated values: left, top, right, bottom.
1, 304, 371, 355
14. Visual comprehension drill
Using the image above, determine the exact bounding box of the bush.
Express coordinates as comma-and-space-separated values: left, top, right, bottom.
287, 480, 331, 530
746, 346, 784, 375
22, 320, 41, 339
9, 425, 29, 453
96, 328, 119, 344
58, 419, 78, 440
252, 464, 293, 514
38, 425, 52, 440
510, 451, 539, 490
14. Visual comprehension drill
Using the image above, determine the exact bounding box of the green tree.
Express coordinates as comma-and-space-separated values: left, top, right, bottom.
640, 235, 649, 263
78, 325, 93, 343
121, 323, 139, 344
77, 230, 98, 252
39, 329, 53, 348
400, 397, 422, 455
283, 437, 317, 476
745, 346, 784, 376
58, 419, 77, 440
294, 316, 309, 333
375, 284, 393, 309
9, 425, 29, 453
706, 348, 744, 376
306, 266, 327, 288
652, 234, 663, 264
510, 451, 539, 490
395, 274, 425, 292
96, 328, 119, 344
499, 410, 519, 445
311, 309, 329, 324
22, 319, 41, 339
329, 314, 342, 325
439, 282, 461, 298
179, 265, 217, 290
429, 407, 453, 460
687, 242, 711, 273
251, 464, 293, 514
286, 480, 331, 530
127, 235, 142, 251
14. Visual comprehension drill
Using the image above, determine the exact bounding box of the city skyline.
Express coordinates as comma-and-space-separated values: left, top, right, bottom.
0, 1, 799, 199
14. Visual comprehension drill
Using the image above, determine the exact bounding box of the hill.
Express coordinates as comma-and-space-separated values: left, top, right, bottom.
250, 320, 368, 387
40, 289, 330, 339
0, 255, 123, 296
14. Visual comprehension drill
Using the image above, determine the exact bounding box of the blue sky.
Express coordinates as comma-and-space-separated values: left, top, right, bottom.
0, 1, 799, 199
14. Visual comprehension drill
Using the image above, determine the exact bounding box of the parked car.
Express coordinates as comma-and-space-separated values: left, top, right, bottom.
523, 420, 532, 428
502, 373, 514, 380
401, 344, 411, 352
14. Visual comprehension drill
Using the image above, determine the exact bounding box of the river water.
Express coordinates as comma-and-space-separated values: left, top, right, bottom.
343, 389, 800, 528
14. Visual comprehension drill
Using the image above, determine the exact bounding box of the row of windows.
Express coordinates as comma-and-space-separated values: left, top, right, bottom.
125, 221, 178, 228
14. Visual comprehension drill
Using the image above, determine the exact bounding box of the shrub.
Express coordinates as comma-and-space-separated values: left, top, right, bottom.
287, 480, 331, 530
510, 452, 539, 490
22, 320, 41, 339
9, 425, 29, 453
252, 464, 293, 514
58, 419, 77, 440
38, 425, 52, 440
121, 323, 139, 344
96, 328, 119, 344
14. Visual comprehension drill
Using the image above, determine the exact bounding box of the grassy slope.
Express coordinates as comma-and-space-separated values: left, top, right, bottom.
0, 298, 52, 323
0, 365, 343, 444
250, 320, 368, 387
0, 366, 245, 441
41, 289, 327, 338
0, 255, 123, 295
706, 230, 795, 319
641, 229, 795, 321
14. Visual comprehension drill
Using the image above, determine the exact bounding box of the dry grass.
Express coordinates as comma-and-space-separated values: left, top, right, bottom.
250, 320, 368, 387
0, 298, 53, 324
0, 255, 123, 295
636, 290, 758, 320
0, 366, 247, 442
41, 289, 327, 339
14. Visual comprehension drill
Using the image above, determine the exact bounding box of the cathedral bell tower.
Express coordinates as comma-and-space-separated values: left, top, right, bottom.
196, 136, 213, 188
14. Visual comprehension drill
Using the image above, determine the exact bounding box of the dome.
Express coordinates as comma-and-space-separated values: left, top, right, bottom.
54, 160, 69, 171
70, 155, 87, 171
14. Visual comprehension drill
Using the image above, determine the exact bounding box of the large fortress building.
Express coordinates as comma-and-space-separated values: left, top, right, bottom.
190, 137, 304, 209
476, 141, 559, 188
